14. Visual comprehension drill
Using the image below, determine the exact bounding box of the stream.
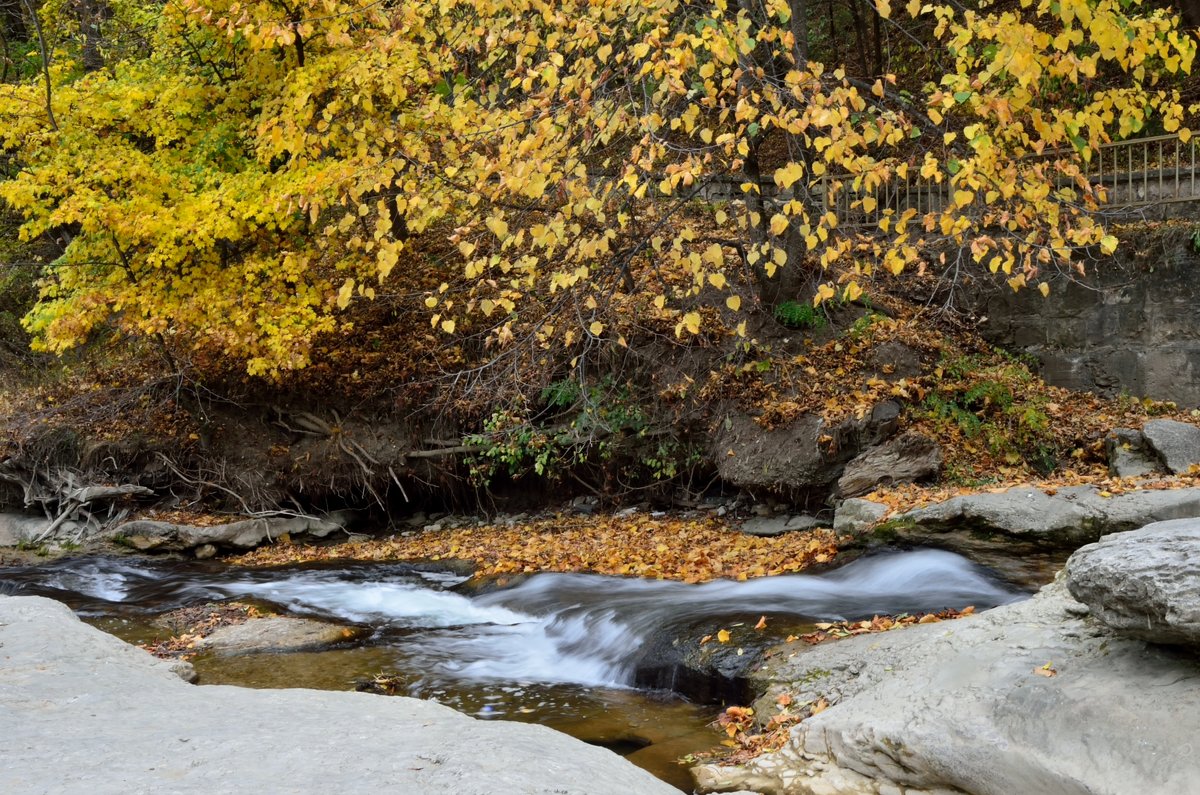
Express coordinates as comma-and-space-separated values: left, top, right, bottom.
0, 548, 1026, 791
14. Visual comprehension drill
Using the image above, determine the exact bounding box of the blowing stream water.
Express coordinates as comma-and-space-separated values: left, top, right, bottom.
0, 549, 1025, 790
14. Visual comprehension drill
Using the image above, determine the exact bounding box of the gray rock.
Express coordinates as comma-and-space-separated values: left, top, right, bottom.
0, 596, 678, 795
0, 513, 51, 547
196, 616, 367, 656
1105, 427, 1162, 478
740, 515, 822, 537
835, 432, 942, 498
105, 512, 352, 553
893, 485, 1200, 551
166, 659, 198, 683
1142, 419, 1200, 474
1065, 519, 1200, 649
741, 516, 789, 536
193, 543, 218, 560
694, 577, 1200, 795
785, 514, 823, 532
833, 499, 889, 534
714, 402, 900, 494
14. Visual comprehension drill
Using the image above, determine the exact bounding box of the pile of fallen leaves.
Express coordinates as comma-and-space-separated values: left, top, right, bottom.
134, 508, 231, 527
696, 692, 830, 766
231, 516, 841, 583
796, 606, 976, 644
139, 601, 269, 659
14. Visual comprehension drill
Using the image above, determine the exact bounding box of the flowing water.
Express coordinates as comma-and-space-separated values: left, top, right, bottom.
0, 549, 1026, 791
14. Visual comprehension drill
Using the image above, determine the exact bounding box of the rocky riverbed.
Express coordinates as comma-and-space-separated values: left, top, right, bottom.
695, 519, 1200, 795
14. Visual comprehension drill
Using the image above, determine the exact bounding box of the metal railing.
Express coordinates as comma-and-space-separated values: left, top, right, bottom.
811, 131, 1200, 230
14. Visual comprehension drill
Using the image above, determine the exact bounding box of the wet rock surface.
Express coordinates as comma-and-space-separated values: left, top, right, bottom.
196, 615, 368, 656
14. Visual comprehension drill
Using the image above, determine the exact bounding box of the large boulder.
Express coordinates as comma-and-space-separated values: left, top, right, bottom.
714, 402, 900, 494
1141, 419, 1200, 474
694, 577, 1200, 795
1065, 519, 1200, 650
0, 595, 678, 795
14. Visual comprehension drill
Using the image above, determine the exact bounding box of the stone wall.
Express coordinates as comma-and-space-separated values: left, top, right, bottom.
973, 225, 1200, 406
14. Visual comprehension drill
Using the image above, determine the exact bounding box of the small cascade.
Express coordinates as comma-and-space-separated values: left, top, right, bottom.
1, 549, 1023, 689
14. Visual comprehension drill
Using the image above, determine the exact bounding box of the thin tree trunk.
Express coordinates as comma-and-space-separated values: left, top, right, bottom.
19, 0, 56, 129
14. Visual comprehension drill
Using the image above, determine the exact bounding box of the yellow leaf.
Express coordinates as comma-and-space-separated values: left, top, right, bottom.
770, 213, 789, 236
704, 243, 725, 267
1100, 235, 1118, 255
441, 319, 456, 333
336, 278, 354, 310
1038, 282, 1051, 297
486, 216, 509, 239
716, 628, 731, 643
843, 281, 863, 302
953, 190, 975, 208
774, 162, 806, 189
726, 295, 742, 311
589, 321, 604, 336
709, 272, 727, 289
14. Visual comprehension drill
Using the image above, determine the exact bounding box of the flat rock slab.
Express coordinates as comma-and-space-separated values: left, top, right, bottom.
892, 485, 1200, 549
105, 514, 349, 553
0, 596, 677, 795
740, 515, 823, 537
1065, 518, 1200, 649
196, 616, 367, 656
695, 579, 1200, 795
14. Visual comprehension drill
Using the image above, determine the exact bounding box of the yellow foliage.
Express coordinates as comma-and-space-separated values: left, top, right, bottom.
0, 0, 1190, 374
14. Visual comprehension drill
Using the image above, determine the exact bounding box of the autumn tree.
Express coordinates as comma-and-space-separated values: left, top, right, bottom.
0, 0, 1192, 379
